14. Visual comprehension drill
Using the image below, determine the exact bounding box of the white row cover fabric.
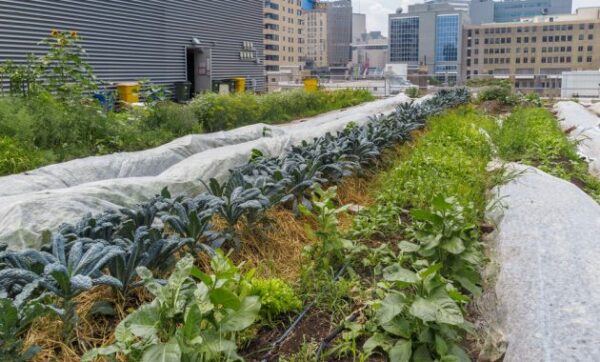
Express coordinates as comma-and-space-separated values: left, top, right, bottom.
589, 102, 600, 117
0, 124, 277, 198
486, 163, 600, 361
0, 94, 410, 248
553, 101, 600, 177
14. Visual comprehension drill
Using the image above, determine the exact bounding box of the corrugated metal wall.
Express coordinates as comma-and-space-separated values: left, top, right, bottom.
0, 0, 265, 91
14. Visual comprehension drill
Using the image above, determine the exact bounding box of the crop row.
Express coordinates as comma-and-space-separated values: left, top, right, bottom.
0, 88, 470, 359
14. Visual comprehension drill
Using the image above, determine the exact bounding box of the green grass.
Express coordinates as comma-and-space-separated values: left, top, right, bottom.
494, 106, 600, 201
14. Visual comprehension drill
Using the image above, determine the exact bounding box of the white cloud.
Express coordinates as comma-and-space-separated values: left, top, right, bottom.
352, 0, 422, 36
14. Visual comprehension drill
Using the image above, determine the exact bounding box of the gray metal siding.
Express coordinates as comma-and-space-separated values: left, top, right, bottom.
0, 0, 265, 91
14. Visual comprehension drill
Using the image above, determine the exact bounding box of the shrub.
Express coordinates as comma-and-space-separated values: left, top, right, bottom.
0, 136, 44, 175
477, 83, 519, 106
190, 92, 261, 132
143, 101, 201, 136
190, 89, 374, 132
405, 87, 419, 98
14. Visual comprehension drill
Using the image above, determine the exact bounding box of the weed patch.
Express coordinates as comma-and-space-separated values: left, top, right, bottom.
495, 107, 600, 201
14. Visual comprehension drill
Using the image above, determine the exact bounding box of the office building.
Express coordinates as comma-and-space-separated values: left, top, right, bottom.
0, 0, 265, 92
353, 13, 367, 43
305, 3, 329, 69
264, 0, 306, 91
327, 0, 353, 69
470, 0, 573, 25
389, 0, 471, 83
462, 7, 600, 96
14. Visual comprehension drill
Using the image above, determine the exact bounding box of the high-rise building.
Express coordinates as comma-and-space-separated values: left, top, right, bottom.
462, 7, 600, 96
264, 0, 306, 91
352, 13, 367, 43
326, 0, 353, 68
389, 0, 471, 83
470, 0, 573, 25
305, 3, 329, 69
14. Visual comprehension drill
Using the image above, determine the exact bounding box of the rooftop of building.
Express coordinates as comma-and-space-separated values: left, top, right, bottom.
465, 6, 600, 27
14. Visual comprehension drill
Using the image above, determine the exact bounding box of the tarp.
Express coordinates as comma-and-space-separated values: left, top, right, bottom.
485, 163, 600, 361
553, 101, 600, 177
0, 94, 410, 249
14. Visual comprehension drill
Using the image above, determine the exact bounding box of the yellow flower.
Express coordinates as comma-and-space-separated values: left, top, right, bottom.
70, 31, 78, 39
51, 29, 59, 37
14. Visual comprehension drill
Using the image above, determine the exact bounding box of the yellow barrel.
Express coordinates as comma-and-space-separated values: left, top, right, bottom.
116, 82, 140, 103
304, 78, 319, 92
233, 77, 246, 93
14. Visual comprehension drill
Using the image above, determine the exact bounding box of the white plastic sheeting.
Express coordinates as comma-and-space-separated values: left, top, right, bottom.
553, 101, 600, 177
0, 94, 410, 249
589, 102, 600, 117
486, 163, 600, 361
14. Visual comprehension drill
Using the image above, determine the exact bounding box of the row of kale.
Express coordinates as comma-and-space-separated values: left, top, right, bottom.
0, 88, 470, 340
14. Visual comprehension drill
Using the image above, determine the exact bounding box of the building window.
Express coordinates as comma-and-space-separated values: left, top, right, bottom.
435, 14, 459, 62
588, 56, 593, 63
390, 16, 420, 62
588, 46, 593, 52
589, 34, 594, 40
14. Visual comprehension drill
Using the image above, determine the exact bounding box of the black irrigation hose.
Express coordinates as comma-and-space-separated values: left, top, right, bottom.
314, 307, 363, 361
260, 264, 348, 361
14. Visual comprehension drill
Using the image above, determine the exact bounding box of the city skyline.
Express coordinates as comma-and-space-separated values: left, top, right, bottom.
354, 0, 598, 36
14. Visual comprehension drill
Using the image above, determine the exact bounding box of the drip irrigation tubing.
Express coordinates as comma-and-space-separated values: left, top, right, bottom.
260, 263, 348, 361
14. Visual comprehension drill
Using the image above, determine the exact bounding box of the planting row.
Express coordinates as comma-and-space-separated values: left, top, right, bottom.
0, 88, 470, 360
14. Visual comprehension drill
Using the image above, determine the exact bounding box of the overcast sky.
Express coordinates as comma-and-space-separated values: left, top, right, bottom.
353, 0, 599, 36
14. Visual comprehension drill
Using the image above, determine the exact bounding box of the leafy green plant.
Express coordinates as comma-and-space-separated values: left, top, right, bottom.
84, 253, 261, 362
300, 185, 351, 275
203, 175, 270, 248
362, 261, 471, 361
160, 194, 217, 243
250, 278, 302, 322
0, 236, 123, 341
108, 227, 193, 296
409, 195, 483, 296
0, 297, 49, 362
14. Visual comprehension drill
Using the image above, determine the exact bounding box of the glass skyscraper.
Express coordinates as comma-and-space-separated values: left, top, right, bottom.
390, 17, 420, 63
435, 14, 459, 62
